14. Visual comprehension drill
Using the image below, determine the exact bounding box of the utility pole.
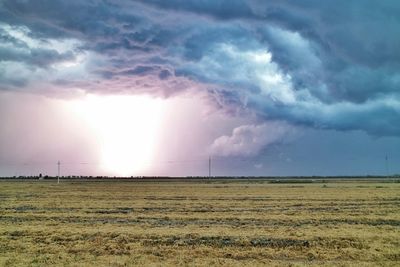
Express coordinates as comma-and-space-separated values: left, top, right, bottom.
385, 155, 389, 177
209, 156, 211, 178
57, 160, 60, 184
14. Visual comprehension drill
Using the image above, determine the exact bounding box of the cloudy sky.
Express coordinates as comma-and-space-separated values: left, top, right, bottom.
0, 0, 399, 177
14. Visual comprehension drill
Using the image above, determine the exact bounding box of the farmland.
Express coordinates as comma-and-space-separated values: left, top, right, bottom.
0, 178, 399, 266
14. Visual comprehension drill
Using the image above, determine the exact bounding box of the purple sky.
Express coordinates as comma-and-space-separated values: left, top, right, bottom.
0, 0, 400, 176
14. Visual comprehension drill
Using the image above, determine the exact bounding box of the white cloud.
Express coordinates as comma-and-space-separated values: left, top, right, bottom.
185, 42, 299, 104
0, 23, 80, 53
210, 121, 294, 157
254, 163, 263, 169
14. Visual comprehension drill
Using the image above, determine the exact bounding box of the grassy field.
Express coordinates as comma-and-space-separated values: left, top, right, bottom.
0, 179, 399, 266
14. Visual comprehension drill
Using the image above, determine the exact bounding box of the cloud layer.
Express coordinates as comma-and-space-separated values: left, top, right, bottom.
1, 0, 400, 137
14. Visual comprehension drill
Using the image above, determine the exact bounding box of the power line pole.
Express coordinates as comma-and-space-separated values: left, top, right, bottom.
57, 160, 60, 184
209, 156, 211, 178
385, 155, 389, 177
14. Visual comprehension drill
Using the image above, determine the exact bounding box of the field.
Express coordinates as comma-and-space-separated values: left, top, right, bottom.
0, 178, 399, 266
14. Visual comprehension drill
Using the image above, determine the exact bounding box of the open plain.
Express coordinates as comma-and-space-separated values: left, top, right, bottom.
0, 178, 399, 266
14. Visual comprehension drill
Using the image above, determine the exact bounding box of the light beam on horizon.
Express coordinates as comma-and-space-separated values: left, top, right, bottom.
69, 94, 165, 176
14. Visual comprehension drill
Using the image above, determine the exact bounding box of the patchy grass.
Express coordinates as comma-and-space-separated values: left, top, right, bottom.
0, 179, 399, 266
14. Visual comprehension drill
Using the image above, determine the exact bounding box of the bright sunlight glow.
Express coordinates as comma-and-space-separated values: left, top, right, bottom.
70, 94, 164, 176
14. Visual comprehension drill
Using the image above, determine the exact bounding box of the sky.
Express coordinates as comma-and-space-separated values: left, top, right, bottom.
0, 0, 399, 177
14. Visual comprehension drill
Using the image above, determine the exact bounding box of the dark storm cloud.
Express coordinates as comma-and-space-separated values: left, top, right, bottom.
0, 45, 74, 68
0, 0, 399, 136
134, 0, 255, 20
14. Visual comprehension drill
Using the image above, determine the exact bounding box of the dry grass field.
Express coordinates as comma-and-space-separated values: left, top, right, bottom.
0, 178, 399, 266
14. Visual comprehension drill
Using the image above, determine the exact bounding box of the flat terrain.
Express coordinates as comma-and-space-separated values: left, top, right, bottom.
0, 179, 399, 266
